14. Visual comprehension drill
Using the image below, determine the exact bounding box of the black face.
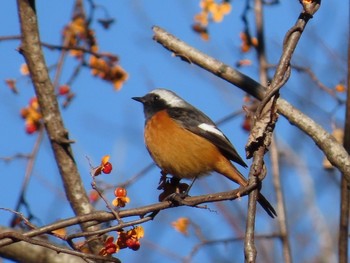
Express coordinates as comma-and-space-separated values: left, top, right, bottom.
132, 93, 168, 120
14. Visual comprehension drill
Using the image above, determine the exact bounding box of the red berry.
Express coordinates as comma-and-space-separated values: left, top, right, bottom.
130, 241, 140, 251
25, 123, 37, 134
102, 162, 112, 174
241, 117, 251, 132
105, 242, 116, 254
114, 187, 127, 197
126, 239, 140, 251
58, 85, 70, 95
89, 190, 99, 203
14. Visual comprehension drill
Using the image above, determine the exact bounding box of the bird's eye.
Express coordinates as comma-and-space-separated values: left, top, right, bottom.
153, 94, 160, 101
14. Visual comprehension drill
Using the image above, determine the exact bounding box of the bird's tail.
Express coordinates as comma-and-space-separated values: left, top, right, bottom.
257, 193, 277, 218
215, 159, 277, 218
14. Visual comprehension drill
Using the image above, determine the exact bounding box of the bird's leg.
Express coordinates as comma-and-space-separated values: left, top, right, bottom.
157, 171, 169, 190
161, 177, 193, 204
183, 177, 197, 196
170, 176, 196, 198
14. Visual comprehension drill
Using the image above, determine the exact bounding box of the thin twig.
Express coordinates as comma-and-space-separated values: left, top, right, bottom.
292, 64, 344, 103
52, 34, 69, 90
0, 35, 118, 61
10, 127, 44, 227
0, 153, 32, 162
185, 233, 280, 263
91, 181, 122, 223
270, 137, 292, 263
66, 215, 153, 241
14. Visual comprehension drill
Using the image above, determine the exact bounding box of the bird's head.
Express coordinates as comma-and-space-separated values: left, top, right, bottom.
132, 88, 189, 119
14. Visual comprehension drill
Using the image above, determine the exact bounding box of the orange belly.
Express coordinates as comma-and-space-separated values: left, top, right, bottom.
144, 110, 222, 179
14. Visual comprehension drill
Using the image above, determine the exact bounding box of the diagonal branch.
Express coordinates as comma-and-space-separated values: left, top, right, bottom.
152, 26, 350, 181
16, 0, 101, 254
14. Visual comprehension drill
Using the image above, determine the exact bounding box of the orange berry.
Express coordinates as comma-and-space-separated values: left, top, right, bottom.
335, 83, 346, 93
114, 187, 127, 198
20, 63, 30, 76
29, 97, 38, 108
20, 108, 29, 119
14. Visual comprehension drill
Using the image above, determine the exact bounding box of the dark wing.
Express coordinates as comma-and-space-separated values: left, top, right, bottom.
167, 107, 247, 168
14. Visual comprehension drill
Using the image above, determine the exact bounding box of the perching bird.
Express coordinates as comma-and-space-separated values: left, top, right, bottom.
133, 88, 276, 218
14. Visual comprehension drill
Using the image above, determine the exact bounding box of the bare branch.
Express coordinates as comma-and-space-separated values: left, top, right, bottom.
271, 138, 292, 263
16, 0, 100, 254
10, 128, 43, 227
293, 64, 344, 103
0, 228, 87, 263
152, 26, 350, 180
0, 183, 261, 248
185, 233, 279, 263
338, 21, 350, 263
0, 228, 120, 263
244, 1, 318, 260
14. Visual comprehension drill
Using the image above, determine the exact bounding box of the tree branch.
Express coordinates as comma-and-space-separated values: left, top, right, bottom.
338, 21, 350, 263
16, 0, 100, 254
152, 26, 350, 180
0, 229, 87, 263
0, 184, 259, 248
0, 227, 120, 263
271, 138, 292, 263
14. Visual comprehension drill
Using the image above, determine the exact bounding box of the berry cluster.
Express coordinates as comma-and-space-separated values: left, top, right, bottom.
20, 97, 42, 134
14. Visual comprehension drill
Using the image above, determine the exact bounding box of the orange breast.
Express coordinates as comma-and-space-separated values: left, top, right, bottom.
144, 110, 223, 179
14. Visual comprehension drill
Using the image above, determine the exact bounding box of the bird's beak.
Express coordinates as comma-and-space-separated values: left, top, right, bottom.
132, 96, 145, 103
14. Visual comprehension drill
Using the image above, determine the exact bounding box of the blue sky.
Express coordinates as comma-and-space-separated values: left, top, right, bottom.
0, 1, 348, 262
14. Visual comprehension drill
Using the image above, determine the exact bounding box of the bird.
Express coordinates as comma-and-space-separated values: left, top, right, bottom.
132, 88, 276, 218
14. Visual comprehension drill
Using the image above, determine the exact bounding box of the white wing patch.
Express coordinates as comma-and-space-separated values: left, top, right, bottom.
198, 123, 225, 139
